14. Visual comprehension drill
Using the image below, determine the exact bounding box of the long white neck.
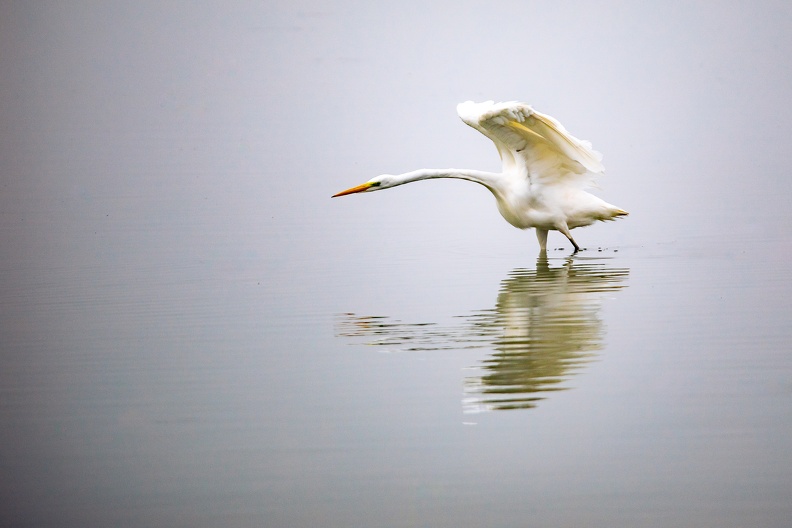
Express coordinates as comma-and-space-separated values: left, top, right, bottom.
390, 168, 503, 192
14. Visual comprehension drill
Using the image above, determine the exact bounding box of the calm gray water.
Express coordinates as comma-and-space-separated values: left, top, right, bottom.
2, 2, 792, 527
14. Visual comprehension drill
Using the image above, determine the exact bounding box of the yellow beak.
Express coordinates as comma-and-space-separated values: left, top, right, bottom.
332, 182, 374, 198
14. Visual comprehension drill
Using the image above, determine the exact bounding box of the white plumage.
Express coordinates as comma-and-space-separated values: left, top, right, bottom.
333, 100, 627, 252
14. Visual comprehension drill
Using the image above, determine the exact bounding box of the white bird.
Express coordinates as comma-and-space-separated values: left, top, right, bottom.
332, 100, 627, 252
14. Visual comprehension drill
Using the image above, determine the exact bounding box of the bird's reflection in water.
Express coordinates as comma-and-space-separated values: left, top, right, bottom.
463, 255, 629, 411
337, 254, 629, 412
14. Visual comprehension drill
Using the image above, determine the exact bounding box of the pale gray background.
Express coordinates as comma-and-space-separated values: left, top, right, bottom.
2, 2, 791, 527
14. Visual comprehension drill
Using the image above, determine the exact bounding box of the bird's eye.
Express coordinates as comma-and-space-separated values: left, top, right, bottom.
369, 181, 381, 187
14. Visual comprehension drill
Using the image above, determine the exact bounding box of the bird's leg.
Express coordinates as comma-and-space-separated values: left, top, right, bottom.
535, 228, 548, 251
556, 224, 580, 252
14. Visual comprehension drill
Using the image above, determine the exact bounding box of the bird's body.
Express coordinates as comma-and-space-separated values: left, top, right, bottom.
333, 100, 627, 252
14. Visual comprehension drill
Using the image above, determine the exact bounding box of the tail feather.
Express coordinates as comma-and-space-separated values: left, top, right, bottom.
595, 207, 628, 222
606, 208, 629, 221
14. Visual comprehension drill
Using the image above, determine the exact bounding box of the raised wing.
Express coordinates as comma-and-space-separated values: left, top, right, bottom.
457, 101, 604, 184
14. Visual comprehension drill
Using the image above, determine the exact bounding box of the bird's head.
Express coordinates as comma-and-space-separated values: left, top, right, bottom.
332, 175, 394, 197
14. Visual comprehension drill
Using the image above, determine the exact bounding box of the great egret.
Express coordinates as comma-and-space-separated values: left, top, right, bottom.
332, 101, 627, 252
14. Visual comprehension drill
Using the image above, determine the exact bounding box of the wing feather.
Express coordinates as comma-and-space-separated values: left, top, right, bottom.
457, 100, 604, 185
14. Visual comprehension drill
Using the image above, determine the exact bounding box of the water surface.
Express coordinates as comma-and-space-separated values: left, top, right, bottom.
2, 2, 792, 527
